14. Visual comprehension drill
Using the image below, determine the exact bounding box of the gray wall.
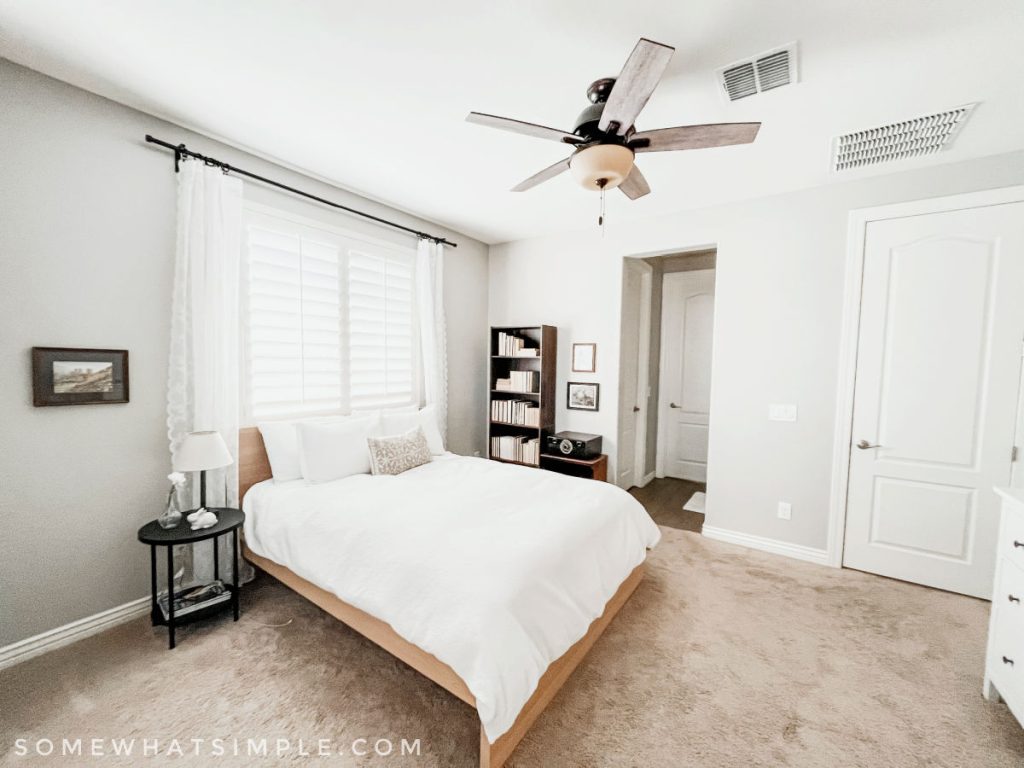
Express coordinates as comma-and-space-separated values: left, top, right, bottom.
490, 150, 1024, 553
641, 250, 717, 477
0, 59, 489, 647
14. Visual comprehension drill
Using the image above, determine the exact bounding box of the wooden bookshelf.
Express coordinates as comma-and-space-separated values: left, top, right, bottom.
488, 325, 556, 467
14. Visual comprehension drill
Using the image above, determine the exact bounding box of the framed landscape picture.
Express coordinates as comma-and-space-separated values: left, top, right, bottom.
567, 381, 600, 411
32, 347, 129, 407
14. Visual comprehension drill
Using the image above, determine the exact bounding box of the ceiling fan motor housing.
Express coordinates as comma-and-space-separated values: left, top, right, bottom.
574, 78, 634, 141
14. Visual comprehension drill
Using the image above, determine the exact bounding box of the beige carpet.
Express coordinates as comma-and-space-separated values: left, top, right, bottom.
2, 528, 1022, 767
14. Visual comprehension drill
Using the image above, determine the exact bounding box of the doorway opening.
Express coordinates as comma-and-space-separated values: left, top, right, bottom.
618, 248, 717, 533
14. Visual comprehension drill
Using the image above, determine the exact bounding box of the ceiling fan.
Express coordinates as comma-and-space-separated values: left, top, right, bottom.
466, 38, 760, 200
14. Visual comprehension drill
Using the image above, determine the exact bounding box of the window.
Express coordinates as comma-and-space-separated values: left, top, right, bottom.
242, 209, 418, 420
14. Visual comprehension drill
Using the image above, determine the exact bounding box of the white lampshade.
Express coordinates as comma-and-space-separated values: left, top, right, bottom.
569, 144, 635, 190
173, 431, 233, 472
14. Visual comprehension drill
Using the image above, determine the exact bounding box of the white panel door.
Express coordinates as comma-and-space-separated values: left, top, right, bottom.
659, 269, 715, 481
843, 202, 1024, 598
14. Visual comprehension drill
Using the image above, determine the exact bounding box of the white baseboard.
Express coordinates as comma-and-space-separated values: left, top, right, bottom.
0, 596, 150, 671
637, 472, 656, 488
701, 525, 831, 567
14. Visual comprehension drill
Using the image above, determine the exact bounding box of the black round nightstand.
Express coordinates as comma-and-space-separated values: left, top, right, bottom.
138, 508, 244, 649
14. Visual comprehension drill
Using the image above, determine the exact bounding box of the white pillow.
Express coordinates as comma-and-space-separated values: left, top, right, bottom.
417, 405, 445, 456
257, 419, 310, 482
297, 414, 381, 483
380, 408, 417, 435
381, 405, 445, 456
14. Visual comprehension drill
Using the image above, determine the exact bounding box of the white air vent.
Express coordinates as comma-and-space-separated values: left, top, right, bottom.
717, 43, 798, 101
832, 104, 975, 171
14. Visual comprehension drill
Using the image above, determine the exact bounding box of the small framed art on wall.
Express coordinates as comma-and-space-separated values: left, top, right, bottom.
567, 381, 599, 411
32, 347, 129, 406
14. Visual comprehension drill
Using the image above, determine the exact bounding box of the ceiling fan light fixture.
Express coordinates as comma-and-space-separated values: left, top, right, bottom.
569, 144, 634, 190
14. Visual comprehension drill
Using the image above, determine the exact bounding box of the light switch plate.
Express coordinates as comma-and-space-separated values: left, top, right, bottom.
777, 502, 792, 520
769, 403, 798, 422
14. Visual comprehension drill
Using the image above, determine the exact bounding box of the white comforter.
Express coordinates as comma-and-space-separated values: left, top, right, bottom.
243, 454, 660, 742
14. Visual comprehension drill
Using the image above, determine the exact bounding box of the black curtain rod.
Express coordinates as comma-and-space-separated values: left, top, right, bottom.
144, 134, 457, 248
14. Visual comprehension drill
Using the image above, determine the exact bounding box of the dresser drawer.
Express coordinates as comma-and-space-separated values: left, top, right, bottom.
997, 557, 1024, 618
990, 616, 1024, 703
1004, 506, 1024, 573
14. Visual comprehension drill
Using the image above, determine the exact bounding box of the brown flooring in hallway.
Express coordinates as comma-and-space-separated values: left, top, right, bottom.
629, 476, 705, 532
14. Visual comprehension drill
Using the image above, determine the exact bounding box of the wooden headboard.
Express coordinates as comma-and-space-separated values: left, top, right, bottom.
239, 427, 273, 502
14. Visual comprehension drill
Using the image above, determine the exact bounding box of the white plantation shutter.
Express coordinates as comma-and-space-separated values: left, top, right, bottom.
347, 247, 416, 410
242, 210, 418, 420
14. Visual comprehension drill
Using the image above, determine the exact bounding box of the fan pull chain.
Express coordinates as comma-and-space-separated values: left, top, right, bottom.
598, 179, 607, 236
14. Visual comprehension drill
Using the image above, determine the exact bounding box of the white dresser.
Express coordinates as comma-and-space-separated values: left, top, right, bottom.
984, 488, 1024, 725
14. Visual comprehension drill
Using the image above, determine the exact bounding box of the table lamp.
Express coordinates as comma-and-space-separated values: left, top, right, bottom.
173, 430, 233, 510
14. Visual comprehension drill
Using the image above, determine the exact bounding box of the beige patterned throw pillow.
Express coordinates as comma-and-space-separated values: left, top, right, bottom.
367, 427, 433, 475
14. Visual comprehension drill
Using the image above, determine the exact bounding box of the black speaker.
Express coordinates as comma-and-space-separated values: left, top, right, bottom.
544, 431, 602, 459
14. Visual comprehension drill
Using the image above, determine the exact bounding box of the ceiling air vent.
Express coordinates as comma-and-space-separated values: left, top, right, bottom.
832, 104, 975, 171
718, 43, 798, 101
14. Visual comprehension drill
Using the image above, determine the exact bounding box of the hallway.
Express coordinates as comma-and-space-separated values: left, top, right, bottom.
629, 477, 705, 533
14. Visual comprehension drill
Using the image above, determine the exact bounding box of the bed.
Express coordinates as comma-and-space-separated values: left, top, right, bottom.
238, 427, 660, 767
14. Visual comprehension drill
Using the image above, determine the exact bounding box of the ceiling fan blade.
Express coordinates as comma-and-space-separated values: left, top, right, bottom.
598, 38, 675, 136
467, 112, 583, 145
511, 157, 572, 192
630, 122, 761, 152
618, 164, 651, 200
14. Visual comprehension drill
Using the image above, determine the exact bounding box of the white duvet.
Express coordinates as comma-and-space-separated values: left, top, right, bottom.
243, 454, 660, 742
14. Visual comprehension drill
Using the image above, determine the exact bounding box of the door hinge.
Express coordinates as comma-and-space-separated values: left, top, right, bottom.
1013, 446, 1020, 463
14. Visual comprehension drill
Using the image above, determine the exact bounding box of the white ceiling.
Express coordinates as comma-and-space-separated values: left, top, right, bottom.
1, 0, 1022, 244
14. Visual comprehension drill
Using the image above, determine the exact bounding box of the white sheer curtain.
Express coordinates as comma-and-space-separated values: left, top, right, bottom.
166, 160, 245, 582
416, 239, 448, 442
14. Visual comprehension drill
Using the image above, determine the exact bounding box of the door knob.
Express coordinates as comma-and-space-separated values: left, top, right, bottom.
669, 402, 681, 409
856, 440, 882, 450
633, 406, 641, 413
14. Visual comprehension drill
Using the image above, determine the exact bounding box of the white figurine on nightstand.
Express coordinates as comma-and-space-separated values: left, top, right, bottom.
187, 508, 218, 530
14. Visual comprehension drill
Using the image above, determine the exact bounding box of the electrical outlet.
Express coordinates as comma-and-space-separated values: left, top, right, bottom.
777, 502, 792, 520
769, 404, 798, 422
473, 451, 481, 457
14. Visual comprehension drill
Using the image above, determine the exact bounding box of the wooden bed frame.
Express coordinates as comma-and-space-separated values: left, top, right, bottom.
238, 426, 644, 768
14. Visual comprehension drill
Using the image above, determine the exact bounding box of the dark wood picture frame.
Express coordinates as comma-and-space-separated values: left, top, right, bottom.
32, 347, 129, 407
566, 381, 600, 411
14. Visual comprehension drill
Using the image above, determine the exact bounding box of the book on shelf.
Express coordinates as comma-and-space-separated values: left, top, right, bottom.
490, 399, 540, 426
158, 580, 230, 620
494, 370, 536, 393
496, 332, 538, 357
490, 434, 540, 465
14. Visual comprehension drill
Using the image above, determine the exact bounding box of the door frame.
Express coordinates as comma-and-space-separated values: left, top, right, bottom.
826, 185, 1024, 568
617, 259, 654, 489
635, 264, 653, 487
656, 268, 715, 480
